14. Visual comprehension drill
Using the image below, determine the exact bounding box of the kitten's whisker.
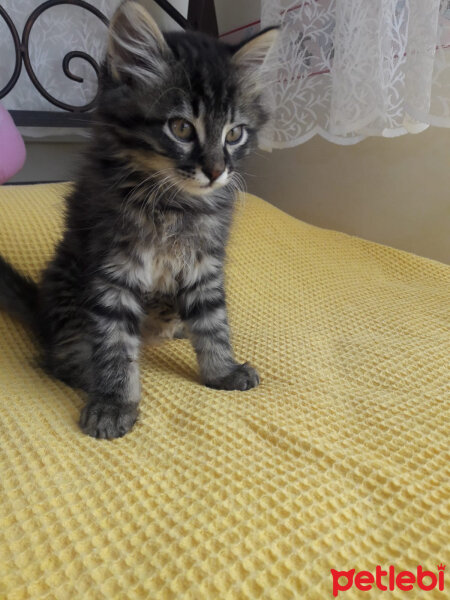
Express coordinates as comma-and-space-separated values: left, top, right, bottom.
120, 168, 175, 222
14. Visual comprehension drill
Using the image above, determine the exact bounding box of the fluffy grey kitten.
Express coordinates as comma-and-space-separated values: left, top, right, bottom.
0, 1, 278, 438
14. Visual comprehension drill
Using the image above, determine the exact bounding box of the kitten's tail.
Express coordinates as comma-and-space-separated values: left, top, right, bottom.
0, 255, 38, 328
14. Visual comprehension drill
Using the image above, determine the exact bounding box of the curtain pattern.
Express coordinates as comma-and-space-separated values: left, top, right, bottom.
2, 1, 450, 147
261, 0, 450, 148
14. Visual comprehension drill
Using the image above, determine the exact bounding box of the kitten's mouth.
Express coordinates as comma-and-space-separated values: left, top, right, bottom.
174, 170, 229, 196
189, 180, 227, 195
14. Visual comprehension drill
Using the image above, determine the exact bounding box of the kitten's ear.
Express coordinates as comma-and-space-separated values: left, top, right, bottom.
107, 1, 169, 84
232, 27, 279, 89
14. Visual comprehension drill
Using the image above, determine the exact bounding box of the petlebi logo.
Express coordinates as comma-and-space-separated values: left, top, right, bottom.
330, 564, 445, 597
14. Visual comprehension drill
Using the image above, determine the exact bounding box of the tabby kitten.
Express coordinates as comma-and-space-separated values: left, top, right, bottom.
0, 1, 278, 439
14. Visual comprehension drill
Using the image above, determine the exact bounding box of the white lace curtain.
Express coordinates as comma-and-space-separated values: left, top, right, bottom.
2, 1, 450, 146
261, 0, 450, 148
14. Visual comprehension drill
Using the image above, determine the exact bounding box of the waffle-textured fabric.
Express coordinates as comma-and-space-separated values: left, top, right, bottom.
0, 183, 449, 600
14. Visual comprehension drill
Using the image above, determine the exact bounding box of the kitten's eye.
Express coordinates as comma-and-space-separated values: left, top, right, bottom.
226, 125, 244, 145
169, 118, 195, 142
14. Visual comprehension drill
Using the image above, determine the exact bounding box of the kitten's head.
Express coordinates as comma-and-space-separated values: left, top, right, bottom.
98, 1, 277, 200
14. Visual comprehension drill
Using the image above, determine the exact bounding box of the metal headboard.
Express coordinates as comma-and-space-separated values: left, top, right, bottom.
0, 0, 218, 128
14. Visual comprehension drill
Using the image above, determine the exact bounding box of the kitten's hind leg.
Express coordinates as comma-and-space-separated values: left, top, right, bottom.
142, 297, 186, 345
172, 322, 188, 339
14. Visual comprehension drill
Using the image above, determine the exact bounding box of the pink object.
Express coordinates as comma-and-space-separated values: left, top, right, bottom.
0, 103, 26, 184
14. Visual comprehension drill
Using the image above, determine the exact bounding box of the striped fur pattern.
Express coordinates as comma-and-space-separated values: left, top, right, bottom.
0, 2, 278, 438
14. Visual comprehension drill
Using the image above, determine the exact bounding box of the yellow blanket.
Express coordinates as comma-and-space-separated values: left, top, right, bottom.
0, 183, 448, 599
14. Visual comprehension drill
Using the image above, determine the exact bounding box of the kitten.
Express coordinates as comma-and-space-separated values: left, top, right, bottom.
0, 1, 278, 439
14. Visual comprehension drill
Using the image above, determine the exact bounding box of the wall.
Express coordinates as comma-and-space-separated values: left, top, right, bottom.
245, 127, 450, 264
141, 0, 261, 36
10, 140, 86, 184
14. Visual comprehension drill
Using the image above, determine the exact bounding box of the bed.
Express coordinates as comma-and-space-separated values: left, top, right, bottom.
1, 3, 449, 599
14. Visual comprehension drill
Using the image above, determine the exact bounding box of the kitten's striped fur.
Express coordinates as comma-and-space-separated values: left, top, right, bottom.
0, 2, 278, 438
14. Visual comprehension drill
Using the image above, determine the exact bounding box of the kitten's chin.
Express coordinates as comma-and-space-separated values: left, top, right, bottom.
178, 178, 229, 197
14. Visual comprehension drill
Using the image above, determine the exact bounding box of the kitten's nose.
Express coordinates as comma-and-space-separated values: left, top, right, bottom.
203, 166, 225, 183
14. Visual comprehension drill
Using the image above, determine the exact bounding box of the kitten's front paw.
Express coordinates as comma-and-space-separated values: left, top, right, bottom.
79, 402, 138, 439
206, 362, 260, 391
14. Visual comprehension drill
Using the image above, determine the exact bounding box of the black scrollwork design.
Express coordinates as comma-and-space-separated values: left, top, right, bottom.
153, 0, 189, 29
0, 0, 193, 120
0, 6, 22, 99
22, 0, 109, 112
0, 0, 108, 112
